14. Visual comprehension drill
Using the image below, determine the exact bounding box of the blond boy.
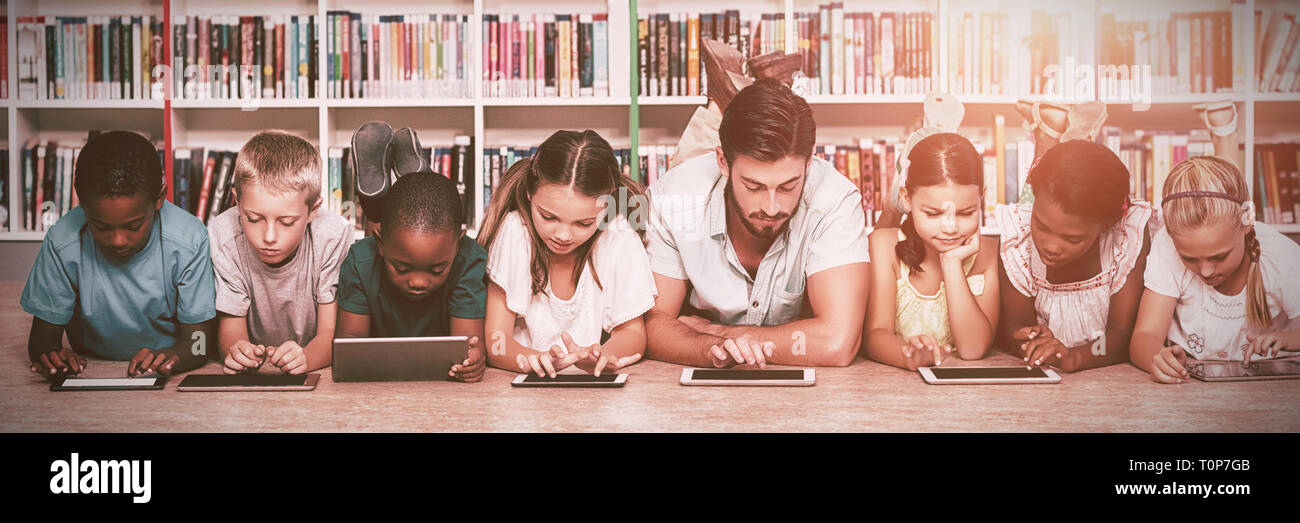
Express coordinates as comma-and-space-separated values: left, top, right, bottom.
209, 131, 354, 374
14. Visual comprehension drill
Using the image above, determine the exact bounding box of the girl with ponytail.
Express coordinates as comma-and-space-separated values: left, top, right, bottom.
479, 130, 657, 377
864, 133, 1001, 370
1131, 156, 1300, 384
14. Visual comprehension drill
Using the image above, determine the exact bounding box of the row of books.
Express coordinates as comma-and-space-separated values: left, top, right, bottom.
1257, 9, 1300, 93
170, 148, 238, 223
1254, 143, 1300, 225
16, 16, 163, 101
172, 15, 318, 101
1100, 7, 1249, 96
483, 13, 611, 99
325, 138, 477, 231
636, 10, 785, 98
326, 12, 472, 100
1097, 127, 1217, 209
948, 9, 1090, 97
797, 6, 935, 96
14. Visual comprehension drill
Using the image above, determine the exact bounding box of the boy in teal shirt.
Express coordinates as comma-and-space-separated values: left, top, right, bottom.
335, 171, 487, 382
21, 130, 216, 378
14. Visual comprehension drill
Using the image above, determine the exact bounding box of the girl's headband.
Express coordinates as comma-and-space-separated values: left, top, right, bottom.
1162, 190, 1255, 227
1161, 190, 1243, 205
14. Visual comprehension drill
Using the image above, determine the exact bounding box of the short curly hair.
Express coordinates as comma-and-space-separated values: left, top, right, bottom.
73, 130, 162, 201
381, 171, 463, 235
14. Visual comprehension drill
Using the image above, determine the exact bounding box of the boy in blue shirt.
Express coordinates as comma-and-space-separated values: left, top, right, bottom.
335, 171, 487, 382
21, 130, 216, 378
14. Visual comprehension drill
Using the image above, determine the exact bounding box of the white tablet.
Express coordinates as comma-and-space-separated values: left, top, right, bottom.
49, 376, 166, 391
511, 374, 628, 388
919, 366, 1061, 385
679, 368, 815, 386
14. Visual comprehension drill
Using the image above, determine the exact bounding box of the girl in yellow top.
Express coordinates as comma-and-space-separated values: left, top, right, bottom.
864, 133, 1001, 370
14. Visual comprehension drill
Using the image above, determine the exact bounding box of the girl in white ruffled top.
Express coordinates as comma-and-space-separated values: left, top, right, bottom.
478, 130, 657, 378
997, 140, 1153, 372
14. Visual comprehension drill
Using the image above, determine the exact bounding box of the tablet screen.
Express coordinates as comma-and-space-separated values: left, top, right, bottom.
519, 374, 621, 383
179, 374, 311, 387
929, 367, 1048, 380
58, 377, 160, 388
690, 369, 806, 380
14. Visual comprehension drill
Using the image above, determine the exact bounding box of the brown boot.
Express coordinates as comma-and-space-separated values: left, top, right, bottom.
701, 38, 747, 111
747, 52, 803, 85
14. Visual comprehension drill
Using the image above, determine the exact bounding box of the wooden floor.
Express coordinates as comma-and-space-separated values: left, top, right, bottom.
3, 283, 1297, 432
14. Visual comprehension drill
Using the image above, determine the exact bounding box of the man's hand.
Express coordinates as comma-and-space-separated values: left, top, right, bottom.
707, 334, 775, 368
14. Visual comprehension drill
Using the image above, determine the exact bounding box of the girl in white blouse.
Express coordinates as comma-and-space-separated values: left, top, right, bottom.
1131, 156, 1300, 384
997, 140, 1152, 372
478, 130, 657, 377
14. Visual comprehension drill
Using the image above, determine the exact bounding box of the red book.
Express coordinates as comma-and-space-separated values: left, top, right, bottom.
196, 151, 217, 220
275, 21, 284, 97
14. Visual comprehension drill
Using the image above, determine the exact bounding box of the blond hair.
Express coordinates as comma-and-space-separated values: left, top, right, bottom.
1161, 155, 1269, 329
233, 130, 322, 206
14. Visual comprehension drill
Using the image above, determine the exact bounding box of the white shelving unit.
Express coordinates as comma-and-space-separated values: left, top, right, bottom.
4, 0, 1300, 241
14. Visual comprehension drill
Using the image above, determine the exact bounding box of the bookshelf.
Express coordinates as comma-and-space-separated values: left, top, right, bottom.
3, 0, 1299, 242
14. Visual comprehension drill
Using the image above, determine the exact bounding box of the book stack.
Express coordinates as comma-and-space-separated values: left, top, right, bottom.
1257, 7, 1300, 93
326, 137, 476, 230
1099, 6, 1248, 97
1253, 143, 1300, 225
16, 15, 164, 100
797, 5, 934, 96
170, 147, 240, 223
171, 15, 318, 101
326, 12, 472, 99
637, 10, 787, 98
483, 13, 613, 98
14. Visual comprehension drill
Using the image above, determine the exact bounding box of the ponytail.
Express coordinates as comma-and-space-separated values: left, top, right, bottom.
896, 216, 928, 273
1244, 228, 1270, 330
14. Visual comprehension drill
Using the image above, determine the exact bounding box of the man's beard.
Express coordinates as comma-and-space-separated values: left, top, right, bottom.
724, 181, 795, 240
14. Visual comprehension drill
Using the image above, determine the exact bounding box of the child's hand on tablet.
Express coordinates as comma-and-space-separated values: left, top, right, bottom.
449, 337, 486, 383
577, 348, 642, 377
30, 347, 86, 379
223, 341, 266, 374
517, 337, 590, 378
707, 334, 775, 368
1150, 345, 1189, 384
128, 348, 180, 376
1244, 331, 1299, 366
266, 341, 307, 375
900, 335, 952, 371
1015, 325, 1067, 368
